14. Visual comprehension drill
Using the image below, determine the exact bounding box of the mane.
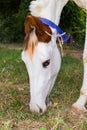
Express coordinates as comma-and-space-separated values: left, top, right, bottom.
24, 14, 52, 59
29, 0, 49, 16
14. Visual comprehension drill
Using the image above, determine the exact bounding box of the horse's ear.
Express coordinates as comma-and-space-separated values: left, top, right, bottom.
24, 14, 33, 34
24, 15, 38, 58
24, 25, 37, 46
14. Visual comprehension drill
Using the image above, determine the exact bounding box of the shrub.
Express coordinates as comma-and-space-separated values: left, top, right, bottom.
0, 0, 30, 43
60, 0, 86, 45
0, 0, 86, 44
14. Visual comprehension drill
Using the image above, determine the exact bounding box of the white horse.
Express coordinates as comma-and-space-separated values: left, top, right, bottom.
22, 0, 87, 113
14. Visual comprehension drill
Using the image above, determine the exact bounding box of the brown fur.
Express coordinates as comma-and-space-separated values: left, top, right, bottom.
24, 14, 52, 58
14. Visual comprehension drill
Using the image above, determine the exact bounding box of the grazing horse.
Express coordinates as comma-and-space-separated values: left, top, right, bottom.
22, 0, 87, 113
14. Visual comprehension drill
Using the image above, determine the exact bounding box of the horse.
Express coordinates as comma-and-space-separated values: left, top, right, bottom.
21, 0, 87, 113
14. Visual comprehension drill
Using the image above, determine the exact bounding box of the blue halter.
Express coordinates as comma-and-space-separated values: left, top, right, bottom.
39, 17, 70, 44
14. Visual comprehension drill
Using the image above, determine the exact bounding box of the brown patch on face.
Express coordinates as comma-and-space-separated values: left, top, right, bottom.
24, 14, 52, 43
24, 14, 52, 58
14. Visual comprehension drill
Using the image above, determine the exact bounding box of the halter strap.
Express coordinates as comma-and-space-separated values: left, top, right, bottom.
39, 17, 70, 44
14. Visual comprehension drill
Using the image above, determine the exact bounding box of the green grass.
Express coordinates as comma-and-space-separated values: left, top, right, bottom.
0, 45, 87, 130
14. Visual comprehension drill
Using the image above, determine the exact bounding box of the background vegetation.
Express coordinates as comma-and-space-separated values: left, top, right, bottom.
0, 0, 86, 45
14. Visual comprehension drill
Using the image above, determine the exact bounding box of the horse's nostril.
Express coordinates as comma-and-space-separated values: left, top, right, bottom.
39, 108, 43, 113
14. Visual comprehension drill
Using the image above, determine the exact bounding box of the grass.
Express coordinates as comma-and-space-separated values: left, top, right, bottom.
0, 44, 87, 130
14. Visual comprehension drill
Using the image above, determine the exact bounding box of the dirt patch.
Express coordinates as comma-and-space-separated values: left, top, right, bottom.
1, 43, 83, 59
63, 49, 83, 59
0, 43, 23, 50
0, 118, 45, 130
17, 119, 45, 130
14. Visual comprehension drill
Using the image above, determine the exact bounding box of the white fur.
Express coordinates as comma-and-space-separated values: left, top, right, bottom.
22, 0, 87, 113
22, 39, 61, 113
30, 0, 68, 24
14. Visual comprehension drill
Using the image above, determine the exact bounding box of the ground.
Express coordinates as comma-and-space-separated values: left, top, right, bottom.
1, 43, 83, 58
64, 49, 83, 59
0, 43, 87, 130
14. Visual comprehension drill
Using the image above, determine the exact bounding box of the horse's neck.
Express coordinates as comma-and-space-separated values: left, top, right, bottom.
30, 0, 68, 24
38, 0, 56, 22
55, 0, 69, 24
30, 0, 56, 22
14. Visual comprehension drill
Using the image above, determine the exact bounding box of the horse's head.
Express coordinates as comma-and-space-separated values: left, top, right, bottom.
22, 14, 61, 113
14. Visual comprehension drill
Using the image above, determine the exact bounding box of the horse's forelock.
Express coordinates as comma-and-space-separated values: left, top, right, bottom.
24, 14, 52, 58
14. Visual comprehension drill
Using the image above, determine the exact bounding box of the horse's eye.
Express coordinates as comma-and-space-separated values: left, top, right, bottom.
42, 59, 50, 68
